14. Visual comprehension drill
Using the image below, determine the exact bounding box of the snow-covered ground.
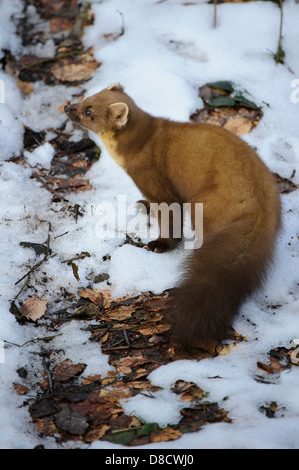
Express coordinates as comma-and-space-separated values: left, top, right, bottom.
0, 0, 299, 449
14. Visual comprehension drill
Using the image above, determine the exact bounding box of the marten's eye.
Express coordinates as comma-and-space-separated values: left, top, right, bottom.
83, 109, 92, 117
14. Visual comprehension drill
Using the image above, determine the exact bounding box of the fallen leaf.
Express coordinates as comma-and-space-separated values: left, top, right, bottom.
79, 288, 104, 307
190, 81, 262, 135
116, 365, 133, 374
115, 354, 151, 369
51, 55, 100, 82
82, 374, 102, 385
17, 79, 34, 94
35, 417, 58, 436
55, 407, 89, 435
223, 117, 253, 135
53, 360, 86, 381
20, 296, 48, 321
138, 324, 171, 336
71, 262, 80, 281
106, 306, 134, 321
50, 17, 73, 33
13, 383, 29, 395
98, 387, 133, 402
85, 424, 110, 443
257, 360, 284, 374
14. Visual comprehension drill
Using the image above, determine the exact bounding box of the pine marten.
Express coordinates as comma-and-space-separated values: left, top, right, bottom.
65, 83, 281, 349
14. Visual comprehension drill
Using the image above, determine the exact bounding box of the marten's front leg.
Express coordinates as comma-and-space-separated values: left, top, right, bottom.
135, 199, 150, 216
145, 203, 183, 253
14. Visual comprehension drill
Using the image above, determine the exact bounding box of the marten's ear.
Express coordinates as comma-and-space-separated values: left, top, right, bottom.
107, 83, 124, 93
108, 102, 129, 129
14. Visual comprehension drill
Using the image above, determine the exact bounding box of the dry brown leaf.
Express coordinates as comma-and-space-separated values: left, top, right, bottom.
138, 323, 171, 336
79, 288, 104, 307
257, 361, 274, 374
116, 365, 132, 374
13, 383, 29, 395
98, 387, 133, 402
35, 417, 58, 437
39, 0, 66, 13
269, 357, 288, 372
115, 354, 151, 369
180, 394, 193, 402
51, 56, 100, 82
72, 160, 88, 168
60, 176, 92, 191
150, 427, 182, 443
257, 359, 287, 374
191, 107, 260, 136
92, 288, 113, 308
85, 424, 110, 443
107, 306, 134, 321
20, 295, 48, 321
82, 374, 102, 385
223, 117, 253, 135
50, 17, 73, 33
53, 360, 86, 381
131, 368, 150, 380
98, 332, 109, 344
145, 296, 169, 311
17, 79, 34, 94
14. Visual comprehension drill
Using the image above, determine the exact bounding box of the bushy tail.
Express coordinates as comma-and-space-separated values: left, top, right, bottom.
167, 216, 280, 349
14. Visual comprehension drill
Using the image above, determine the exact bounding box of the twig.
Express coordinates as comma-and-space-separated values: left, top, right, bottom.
61, 252, 90, 263
23, 50, 86, 68
213, 0, 217, 28
14, 275, 30, 299
275, 0, 284, 64
101, 343, 156, 352
117, 10, 125, 37
90, 324, 113, 342
54, 231, 69, 239
3, 334, 62, 348
47, 128, 72, 137
15, 224, 51, 286
110, 425, 144, 434
123, 328, 131, 347
42, 356, 54, 395
32, 171, 54, 193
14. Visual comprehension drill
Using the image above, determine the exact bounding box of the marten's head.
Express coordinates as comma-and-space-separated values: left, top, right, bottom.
64, 83, 132, 135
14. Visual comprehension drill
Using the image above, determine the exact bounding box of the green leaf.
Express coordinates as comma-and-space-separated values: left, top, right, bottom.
206, 81, 234, 92
109, 430, 136, 445
137, 422, 161, 437
19, 241, 50, 256
206, 96, 236, 108
233, 93, 259, 109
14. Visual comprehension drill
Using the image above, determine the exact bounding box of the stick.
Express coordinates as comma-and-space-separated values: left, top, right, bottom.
213, 0, 217, 28
275, 0, 284, 63
15, 224, 51, 286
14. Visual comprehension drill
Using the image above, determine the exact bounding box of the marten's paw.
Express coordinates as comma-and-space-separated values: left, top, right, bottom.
145, 238, 179, 253
135, 199, 150, 215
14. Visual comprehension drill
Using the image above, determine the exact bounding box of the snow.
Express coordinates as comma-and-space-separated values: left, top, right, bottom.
24, 142, 55, 169
0, 0, 299, 449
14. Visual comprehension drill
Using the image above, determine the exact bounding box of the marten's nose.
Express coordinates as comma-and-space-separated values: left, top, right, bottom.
64, 105, 69, 113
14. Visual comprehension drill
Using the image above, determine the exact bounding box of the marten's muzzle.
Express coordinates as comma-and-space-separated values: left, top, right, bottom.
64, 104, 81, 123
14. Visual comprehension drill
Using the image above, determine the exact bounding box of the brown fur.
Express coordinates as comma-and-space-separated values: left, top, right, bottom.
65, 83, 281, 348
